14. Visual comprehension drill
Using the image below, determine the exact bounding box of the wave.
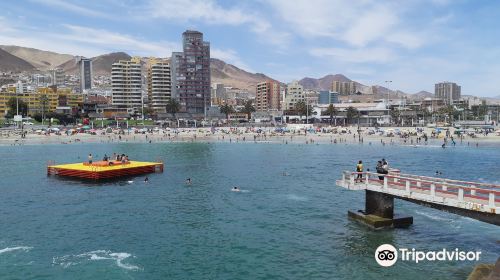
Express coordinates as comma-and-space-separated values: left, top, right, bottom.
0, 246, 32, 254
286, 194, 308, 201
415, 210, 452, 222
53, 250, 140, 271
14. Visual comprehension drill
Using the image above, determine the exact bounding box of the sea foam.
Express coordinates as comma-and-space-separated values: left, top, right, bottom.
53, 250, 140, 271
0, 246, 32, 254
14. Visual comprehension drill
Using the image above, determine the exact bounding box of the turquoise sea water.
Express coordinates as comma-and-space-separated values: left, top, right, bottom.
1, 141, 499, 279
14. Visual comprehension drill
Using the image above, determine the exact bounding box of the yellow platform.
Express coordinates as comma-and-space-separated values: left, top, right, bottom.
48, 161, 164, 179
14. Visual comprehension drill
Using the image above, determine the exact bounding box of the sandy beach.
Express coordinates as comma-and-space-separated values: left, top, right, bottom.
1, 126, 499, 147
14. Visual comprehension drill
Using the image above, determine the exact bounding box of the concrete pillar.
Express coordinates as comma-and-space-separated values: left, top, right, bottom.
342, 173, 346, 184
470, 187, 476, 196
350, 174, 355, 185
458, 188, 464, 202
490, 193, 496, 208
394, 177, 398, 183
383, 176, 388, 189
405, 180, 411, 194
417, 181, 421, 188
365, 173, 370, 187
365, 190, 394, 219
442, 184, 447, 191
430, 184, 436, 197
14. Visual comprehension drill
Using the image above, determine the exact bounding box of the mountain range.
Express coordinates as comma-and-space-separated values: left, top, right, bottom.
0, 45, 498, 102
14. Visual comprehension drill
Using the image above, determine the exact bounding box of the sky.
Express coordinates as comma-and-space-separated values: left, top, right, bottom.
1, 0, 500, 96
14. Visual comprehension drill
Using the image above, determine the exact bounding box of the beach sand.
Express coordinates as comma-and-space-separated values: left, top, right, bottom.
1, 126, 499, 147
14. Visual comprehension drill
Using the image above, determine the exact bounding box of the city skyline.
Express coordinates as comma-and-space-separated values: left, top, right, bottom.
1, 1, 500, 96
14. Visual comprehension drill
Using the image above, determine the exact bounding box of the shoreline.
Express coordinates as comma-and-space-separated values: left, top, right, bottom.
1, 126, 499, 147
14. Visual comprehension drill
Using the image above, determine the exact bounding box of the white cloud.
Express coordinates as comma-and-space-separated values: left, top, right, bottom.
30, 0, 109, 18
57, 25, 180, 57
211, 48, 254, 72
0, 21, 180, 57
144, 0, 290, 47
267, 0, 423, 49
309, 47, 396, 63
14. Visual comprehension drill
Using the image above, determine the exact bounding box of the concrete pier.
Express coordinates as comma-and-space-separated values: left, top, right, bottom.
348, 190, 413, 229
336, 171, 500, 226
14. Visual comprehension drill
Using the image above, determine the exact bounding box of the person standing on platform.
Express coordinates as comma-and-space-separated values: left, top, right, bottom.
355, 160, 363, 183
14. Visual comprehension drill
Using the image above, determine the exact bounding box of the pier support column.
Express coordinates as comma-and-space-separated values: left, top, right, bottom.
365, 190, 394, 219
347, 190, 413, 229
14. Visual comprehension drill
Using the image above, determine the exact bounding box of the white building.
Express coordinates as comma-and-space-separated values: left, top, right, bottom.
284, 80, 305, 110
147, 58, 172, 113
111, 57, 143, 113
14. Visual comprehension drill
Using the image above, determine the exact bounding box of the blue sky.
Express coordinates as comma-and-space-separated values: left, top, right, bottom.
1, 0, 500, 96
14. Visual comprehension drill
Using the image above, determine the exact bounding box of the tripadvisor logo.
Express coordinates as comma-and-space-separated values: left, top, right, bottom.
375, 244, 482, 267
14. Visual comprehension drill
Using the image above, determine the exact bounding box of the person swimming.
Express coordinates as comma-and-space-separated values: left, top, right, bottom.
144, 177, 149, 183
185, 178, 192, 185
232, 186, 240, 192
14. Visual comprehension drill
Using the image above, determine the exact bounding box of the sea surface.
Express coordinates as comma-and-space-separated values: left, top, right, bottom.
1, 141, 499, 279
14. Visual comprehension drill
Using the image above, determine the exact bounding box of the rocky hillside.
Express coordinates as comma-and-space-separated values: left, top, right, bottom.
210, 58, 276, 94
0, 45, 73, 70
58, 52, 132, 75
0, 48, 35, 72
299, 74, 351, 90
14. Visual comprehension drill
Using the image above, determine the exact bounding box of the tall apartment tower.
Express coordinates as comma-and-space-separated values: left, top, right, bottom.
147, 58, 171, 113
256, 80, 281, 111
332, 80, 356, 95
284, 80, 304, 110
49, 68, 65, 86
435, 82, 461, 105
77, 57, 93, 92
111, 57, 143, 112
171, 30, 211, 114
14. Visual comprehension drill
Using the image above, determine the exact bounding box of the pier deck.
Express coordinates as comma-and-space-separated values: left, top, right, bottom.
336, 171, 500, 226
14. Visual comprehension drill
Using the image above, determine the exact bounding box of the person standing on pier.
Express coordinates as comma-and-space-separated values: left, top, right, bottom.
355, 160, 363, 182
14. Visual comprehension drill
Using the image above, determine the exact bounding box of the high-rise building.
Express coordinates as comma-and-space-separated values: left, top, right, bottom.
332, 80, 356, 95
77, 57, 93, 92
284, 80, 304, 110
147, 58, 171, 113
256, 80, 281, 111
318, 91, 339, 104
49, 68, 65, 86
111, 57, 143, 112
171, 30, 211, 114
435, 82, 461, 105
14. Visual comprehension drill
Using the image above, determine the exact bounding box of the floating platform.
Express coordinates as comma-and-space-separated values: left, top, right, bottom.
47, 160, 163, 180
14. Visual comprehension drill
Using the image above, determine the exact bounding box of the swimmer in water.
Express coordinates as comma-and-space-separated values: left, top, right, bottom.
232, 186, 240, 192
185, 178, 191, 185
144, 177, 149, 183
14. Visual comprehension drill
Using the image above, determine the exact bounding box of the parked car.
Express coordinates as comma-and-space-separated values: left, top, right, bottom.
23, 121, 34, 125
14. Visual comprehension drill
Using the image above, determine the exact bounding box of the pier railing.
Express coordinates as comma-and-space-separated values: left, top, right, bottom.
340, 171, 500, 210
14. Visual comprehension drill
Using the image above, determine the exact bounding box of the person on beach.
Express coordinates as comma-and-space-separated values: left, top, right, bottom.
355, 160, 363, 183
103, 154, 108, 161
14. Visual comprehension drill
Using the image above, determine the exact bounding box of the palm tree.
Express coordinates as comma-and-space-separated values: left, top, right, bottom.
345, 106, 359, 125
294, 101, 308, 123
220, 104, 235, 120
166, 99, 180, 119
38, 94, 49, 125
323, 104, 338, 125
240, 100, 256, 120
389, 107, 400, 126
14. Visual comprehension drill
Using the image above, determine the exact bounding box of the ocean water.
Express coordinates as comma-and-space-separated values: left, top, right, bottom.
1, 141, 499, 279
